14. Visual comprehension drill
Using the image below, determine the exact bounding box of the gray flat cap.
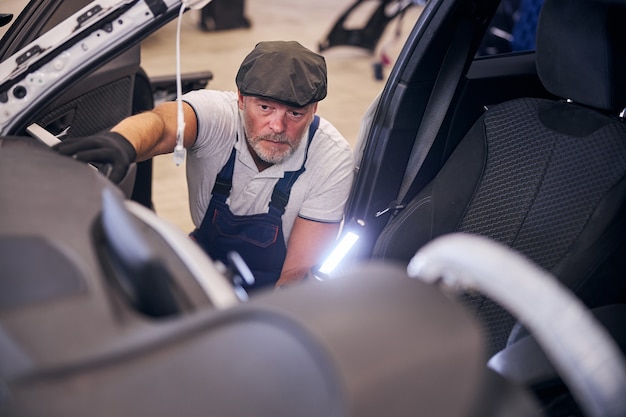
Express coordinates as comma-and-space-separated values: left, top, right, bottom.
235, 41, 327, 107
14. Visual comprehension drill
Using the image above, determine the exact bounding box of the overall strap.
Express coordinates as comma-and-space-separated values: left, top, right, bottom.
210, 146, 237, 203
269, 115, 320, 215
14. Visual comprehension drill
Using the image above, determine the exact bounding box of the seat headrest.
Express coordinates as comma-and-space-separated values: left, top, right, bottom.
536, 0, 626, 112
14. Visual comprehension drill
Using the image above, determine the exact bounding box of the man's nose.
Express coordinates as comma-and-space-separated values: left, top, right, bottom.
268, 112, 286, 133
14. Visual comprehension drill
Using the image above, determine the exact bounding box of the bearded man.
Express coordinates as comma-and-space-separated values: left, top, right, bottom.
54, 41, 354, 293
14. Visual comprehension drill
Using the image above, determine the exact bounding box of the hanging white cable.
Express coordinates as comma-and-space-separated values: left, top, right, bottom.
172, 0, 213, 165
173, 2, 187, 166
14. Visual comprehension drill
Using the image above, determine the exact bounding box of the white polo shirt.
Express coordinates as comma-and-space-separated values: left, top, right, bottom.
183, 90, 354, 243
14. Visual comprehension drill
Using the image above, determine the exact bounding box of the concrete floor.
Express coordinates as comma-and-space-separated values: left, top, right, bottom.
1, 0, 424, 232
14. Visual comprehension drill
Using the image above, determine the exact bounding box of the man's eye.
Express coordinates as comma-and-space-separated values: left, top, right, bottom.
260, 105, 270, 110
289, 111, 303, 118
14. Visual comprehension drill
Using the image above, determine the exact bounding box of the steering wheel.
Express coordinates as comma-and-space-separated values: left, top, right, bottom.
407, 233, 626, 417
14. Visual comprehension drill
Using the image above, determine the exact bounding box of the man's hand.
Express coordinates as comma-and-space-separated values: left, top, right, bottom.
52, 132, 136, 183
275, 217, 341, 289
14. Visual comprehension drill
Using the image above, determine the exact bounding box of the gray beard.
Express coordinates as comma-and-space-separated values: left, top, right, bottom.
247, 133, 296, 164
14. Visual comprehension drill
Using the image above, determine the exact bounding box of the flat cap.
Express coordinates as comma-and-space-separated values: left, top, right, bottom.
235, 41, 327, 107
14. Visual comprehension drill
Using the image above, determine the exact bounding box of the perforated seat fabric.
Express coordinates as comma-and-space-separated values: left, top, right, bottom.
373, 0, 626, 355
459, 99, 626, 274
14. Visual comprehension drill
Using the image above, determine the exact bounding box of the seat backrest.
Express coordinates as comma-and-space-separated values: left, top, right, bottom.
373, 0, 626, 356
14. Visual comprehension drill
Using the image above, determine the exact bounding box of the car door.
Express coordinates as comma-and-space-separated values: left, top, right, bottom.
0, 0, 185, 207
0, 0, 147, 138
344, 0, 552, 259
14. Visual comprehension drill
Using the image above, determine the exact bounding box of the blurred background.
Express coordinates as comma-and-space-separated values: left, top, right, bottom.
1, 0, 424, 231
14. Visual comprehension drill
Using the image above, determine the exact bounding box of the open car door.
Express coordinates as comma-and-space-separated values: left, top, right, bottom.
0, 0, 199, 206
0, 0, 153, 139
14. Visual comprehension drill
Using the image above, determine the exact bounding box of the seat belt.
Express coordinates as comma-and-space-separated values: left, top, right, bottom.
383, 17, 475, 219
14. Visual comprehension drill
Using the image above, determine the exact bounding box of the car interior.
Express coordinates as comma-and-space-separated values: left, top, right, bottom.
343, 0, 626, 356
337, 0, 626, 412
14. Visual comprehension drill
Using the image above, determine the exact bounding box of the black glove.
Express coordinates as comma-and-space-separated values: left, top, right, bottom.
52, 132, 137, 184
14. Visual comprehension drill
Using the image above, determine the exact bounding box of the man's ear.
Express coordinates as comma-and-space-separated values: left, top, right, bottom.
237, 90, 245, 110
310, 102, 318, 122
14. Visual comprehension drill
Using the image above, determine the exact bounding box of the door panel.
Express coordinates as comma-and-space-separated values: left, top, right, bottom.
0, 0, 141, 137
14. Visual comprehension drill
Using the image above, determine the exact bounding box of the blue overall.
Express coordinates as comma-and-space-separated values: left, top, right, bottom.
192, 116, 319, 292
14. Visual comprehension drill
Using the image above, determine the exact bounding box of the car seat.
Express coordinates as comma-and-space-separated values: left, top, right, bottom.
372, 0, 626, 356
